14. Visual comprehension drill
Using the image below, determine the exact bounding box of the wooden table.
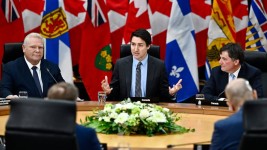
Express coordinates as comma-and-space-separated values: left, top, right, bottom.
0, 101, 233, 149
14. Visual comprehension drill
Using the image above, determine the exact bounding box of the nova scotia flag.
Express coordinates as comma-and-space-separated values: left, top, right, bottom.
165, 0, 198, 102
41, 0, 73, 83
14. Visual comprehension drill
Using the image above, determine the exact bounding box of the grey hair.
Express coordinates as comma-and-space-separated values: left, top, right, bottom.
225, 78, 253, 107
23, 32, 44, 45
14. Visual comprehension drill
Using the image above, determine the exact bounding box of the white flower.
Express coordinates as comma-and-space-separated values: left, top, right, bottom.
103, 116, 111, 122
147, 111, 167, 123
163, 108, 169, 112
114, 112, 129, 124
139, 109, 150, 119
109, 111, 118, 119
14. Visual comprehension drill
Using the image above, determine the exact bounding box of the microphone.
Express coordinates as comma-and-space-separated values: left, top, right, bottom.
46, 68, 58, 83
167, 140, 210, 148
216, 90, 225, 101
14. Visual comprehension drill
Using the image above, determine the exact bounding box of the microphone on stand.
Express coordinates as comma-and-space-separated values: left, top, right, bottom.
46, 68, 58, 83
216, 90, 225, 101
167, 140, 210, 149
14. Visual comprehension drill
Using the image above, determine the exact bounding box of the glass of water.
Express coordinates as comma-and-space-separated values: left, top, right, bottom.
195, 94, 205, 105
98, 91, 106, 105
19, 91, 28, 99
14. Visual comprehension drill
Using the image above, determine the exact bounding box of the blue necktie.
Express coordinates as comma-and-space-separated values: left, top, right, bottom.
135, 62, 142, 97
32, 66, 42, 96
230, 73, 236, 81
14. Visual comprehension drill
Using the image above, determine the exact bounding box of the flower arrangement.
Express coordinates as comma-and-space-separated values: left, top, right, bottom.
81, 99, 194, 137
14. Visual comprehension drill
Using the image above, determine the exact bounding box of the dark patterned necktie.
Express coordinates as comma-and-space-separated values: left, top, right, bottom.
135, 62, 142, 97
32, 66, 42, 95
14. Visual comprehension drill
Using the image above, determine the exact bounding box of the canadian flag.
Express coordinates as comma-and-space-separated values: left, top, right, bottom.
148, 0, 172, 59
123, 0, 151, 44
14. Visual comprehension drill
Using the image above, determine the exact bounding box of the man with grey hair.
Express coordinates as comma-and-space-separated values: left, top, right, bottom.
1, 32, 65, 99
47, 82, 101, 150
210, 78, 257, 150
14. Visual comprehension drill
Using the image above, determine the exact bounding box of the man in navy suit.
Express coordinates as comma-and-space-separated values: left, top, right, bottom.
210, 78, 257, 150
101, 28, 182, 101
201, 43, 263, 101
1, 32, 65, 98
47, 82, 101, 150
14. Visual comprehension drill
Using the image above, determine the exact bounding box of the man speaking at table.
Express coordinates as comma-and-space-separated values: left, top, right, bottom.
101, 28, 182, 102
0, 32, 65, 99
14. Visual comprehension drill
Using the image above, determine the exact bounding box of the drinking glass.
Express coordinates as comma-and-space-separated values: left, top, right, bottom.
98, 91, 106, 105
19, 91, 28, 99
195, 94, 204, 105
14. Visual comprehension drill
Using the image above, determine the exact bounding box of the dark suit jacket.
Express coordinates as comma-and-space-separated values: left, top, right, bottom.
210, 109, 243, 150
108, 55, 171, 101
76, 125, 101, 150
201, 62, 263, 101
0, 57, 65, 98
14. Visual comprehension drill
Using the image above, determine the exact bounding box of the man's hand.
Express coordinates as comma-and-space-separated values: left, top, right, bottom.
101, 76, 113, 95
169, 79, 182, 96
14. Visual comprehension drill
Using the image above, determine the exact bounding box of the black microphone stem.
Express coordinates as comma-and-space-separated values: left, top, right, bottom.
46, 68, 58, 83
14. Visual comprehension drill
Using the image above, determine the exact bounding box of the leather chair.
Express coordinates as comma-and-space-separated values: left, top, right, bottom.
239, 99, 267, 150
244, 51, 267, 97
5, 98, 78, 150
3, 43, 23, 64
120, 44, 160, 59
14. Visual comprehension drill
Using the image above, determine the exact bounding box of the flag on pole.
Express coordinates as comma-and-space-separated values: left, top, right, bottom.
0, 0, 24, 78
246, 0, 267, 52
40, 0, 73, 83
79, 0, 112, 100
165, 0, 199, 102
206, 0, 236, 78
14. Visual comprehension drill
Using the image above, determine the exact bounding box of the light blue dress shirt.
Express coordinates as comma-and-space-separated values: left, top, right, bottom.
130, 55, 148, 97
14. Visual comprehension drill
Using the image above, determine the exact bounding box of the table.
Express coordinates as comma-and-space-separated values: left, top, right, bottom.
0, 101, 232, 149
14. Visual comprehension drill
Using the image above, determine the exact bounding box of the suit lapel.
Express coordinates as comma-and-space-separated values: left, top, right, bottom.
18, 58, 41, 97
124, 57, 132, 97
146, 56, 154, 97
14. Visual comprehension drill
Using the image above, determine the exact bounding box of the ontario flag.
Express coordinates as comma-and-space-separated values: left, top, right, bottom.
0, 0, 24, 78
246, 0, 267, 52
79, 0, 112, 100
41, 0, 73, 83
165, 0, 199, 102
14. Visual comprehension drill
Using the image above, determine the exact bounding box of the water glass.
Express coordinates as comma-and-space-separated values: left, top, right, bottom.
98, 91, 106, 105
195, 94, 204, 105
19, 91, 28, 99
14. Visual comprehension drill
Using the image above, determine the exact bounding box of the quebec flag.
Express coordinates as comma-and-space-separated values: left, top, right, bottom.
165, 0, 199, 102
40, 0, 73, 83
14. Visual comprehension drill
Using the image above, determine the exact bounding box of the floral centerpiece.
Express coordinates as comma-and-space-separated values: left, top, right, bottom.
81, 99, 194, 137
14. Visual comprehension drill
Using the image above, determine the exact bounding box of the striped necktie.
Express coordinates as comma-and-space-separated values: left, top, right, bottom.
135, 62, 142, 97
32, 66, 42, 96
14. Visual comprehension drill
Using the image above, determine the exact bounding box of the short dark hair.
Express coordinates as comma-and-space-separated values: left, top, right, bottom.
47, 82, 78, 101
220, 42, 244, 64
130, 28, 151, 46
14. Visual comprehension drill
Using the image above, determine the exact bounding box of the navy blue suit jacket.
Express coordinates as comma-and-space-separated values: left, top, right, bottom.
0, 57, 65, 98
108, 55, 171, 101
76, 125, 101, 150
201, 62, 263, 101
210, 109, 244, 150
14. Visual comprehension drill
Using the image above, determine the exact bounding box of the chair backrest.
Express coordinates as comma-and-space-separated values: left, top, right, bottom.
238, 99, 267, 150
5, 98, 78, 150
3, 43, 24, 64
244, 51, 267, 97
120, 44, 160, 59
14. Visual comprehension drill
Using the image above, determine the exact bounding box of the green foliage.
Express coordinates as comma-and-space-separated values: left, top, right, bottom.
81, 99, 194, 137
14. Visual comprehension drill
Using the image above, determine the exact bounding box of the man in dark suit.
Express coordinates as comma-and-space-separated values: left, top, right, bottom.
210, 78, 257, 150
101, 28, 182, 101
47, 82, 101, 150
201, 43, 263, 101
1, 32, 64, 98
